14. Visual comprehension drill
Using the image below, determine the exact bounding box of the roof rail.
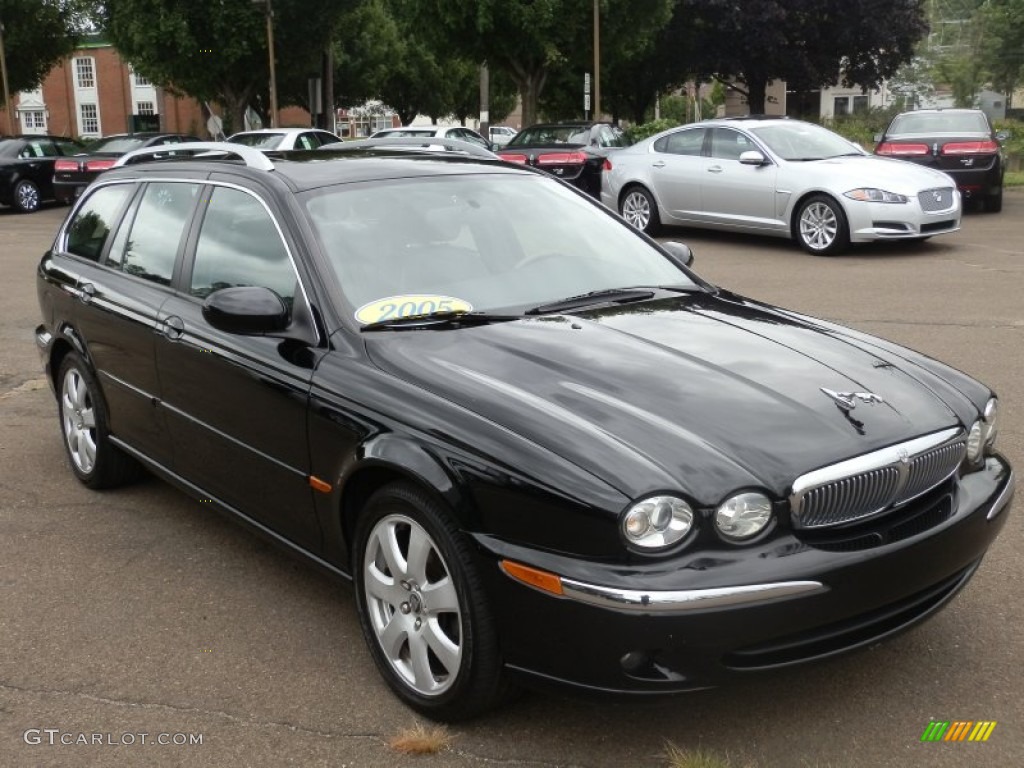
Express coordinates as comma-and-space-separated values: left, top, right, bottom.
113, 142, 276, 171
319, 136, 498, 160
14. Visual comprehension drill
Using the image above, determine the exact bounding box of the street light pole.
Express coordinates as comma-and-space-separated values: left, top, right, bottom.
593, 0, 600, 120
0, 22, 15, 135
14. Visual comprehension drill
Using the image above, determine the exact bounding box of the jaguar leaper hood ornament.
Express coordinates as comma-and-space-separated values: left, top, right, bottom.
820, 388, 885, 412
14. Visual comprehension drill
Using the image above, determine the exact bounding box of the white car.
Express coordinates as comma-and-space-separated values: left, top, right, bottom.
601, 117, 962, 255
370, 125, 492, 150
489, 125, 517, 147
227, 127, 343, 151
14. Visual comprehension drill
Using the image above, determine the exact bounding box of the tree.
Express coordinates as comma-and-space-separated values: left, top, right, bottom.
681, 0, 929, 114
428, 0, 673, 128
0, 1, 88, 98
98, 0, 349, 133
977, 0, 1024, 106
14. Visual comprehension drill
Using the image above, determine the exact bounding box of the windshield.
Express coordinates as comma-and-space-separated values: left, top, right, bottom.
749, 122, 863, 161
887, 112, 990, 135
83, 136, 148, 154
228, 133, 285, 149
303, 173, 697, 322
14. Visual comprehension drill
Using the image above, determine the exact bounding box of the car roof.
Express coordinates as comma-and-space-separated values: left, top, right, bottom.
230, 128, 329, 136
102, 146, 532, 193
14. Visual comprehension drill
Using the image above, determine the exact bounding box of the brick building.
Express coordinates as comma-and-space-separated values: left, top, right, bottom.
0, 37, 210, 139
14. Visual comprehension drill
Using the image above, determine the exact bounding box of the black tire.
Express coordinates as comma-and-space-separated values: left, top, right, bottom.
795, 194, 850, 255
353, 482, 512, 721
12, 179, 41, 213
985, 186, 1003, 213
619, 185, 661, 235
57, 352, 142, 489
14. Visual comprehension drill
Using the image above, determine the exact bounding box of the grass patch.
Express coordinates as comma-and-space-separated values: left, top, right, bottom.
663, 742, 751, 768
1004, 170, 1024, 187
388, 721, 453, 755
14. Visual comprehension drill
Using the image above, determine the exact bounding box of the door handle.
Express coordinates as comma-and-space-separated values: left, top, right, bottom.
79, 283, 95, 304
161, 315, 185, 340
707, 165, 724, 173
651, 161, 666, 168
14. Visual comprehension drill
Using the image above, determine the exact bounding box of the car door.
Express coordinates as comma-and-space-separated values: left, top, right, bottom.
59, 180, 195, 468
19, 138, 60, 198
648, 127, 706, 221
154, 182, 321, 550
700, 127, 780, 231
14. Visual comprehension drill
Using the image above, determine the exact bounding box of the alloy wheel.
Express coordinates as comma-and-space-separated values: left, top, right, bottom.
362, 513, 463, 697
799, 202, 838, 250
622, 190, 652, 231
61, 367, 97, 474
16, 182, 40, 212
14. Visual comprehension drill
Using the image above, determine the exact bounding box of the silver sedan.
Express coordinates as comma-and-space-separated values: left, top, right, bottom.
601, 117, 962, 255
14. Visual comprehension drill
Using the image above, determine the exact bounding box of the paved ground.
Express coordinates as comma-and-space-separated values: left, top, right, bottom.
1, 196, 1022, 767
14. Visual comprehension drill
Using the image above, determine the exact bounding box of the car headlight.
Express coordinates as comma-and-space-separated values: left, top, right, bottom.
715, 492, 773, 540
621, 496, 693, 550
966, 398, 999, 464
843, 188, 909, 204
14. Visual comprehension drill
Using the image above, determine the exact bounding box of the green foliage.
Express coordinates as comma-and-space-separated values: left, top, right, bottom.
826, 104, 904, 147
624, 118, 676, 144
0, 0, 87, 99
994, 119, 1024, 155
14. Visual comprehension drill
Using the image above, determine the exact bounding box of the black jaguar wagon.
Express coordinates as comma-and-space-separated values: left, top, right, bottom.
36, 141, 1013, 721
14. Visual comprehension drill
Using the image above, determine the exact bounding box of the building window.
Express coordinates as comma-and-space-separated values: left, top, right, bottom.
80, 103, 100, 136
21, 110, 47, 131
136, 101, 155, 115
75, 57, 95, 89
852, 95, 869, 113
132, 71, 150, 87
833, 97, 850, 117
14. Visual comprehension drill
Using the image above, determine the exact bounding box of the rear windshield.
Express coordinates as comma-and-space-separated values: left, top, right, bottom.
373, 129, 436, 138
82, 136, 148, 153
228, 133, 285, 149
888, 112, 990, 135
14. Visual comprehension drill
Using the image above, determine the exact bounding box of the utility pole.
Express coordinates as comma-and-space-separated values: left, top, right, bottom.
266, 0, 278, 127
479, 64, 489, 139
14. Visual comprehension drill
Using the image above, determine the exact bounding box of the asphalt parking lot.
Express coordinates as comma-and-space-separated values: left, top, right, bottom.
2, 197, 1023, 768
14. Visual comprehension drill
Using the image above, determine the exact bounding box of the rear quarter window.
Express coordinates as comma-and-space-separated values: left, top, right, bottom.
65, 185, 134, 261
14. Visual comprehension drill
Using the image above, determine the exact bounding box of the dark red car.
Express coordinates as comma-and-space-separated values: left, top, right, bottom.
497, 122, 627, 198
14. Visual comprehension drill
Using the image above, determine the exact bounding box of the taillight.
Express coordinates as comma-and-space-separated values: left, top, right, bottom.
54, 159, 79, 172
876, 142, 929, 156
603, 158, 613, 171
499, 153, 528, 164
85, 159, 117, 172
537, 151, 586, 165
941, 140, 998, 155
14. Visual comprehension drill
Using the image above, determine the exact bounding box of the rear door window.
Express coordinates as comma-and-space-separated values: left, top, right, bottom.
654, 128, 706, 156
65, 184, 134, 261
107, 182, 200, 285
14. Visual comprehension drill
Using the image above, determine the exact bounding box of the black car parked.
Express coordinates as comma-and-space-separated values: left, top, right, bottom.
53, 132, 200, 203
0, 135, 84, 212
875, 108, 1006, 212
497, 121, 627, 197
36, 141, 1013, 721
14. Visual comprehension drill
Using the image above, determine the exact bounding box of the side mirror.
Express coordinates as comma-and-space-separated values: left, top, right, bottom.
202, 286, 289, 334
995, 130, 1009, 142
738, 150, 767, 166
661, 240, 694, 268
873, 132, 883, 143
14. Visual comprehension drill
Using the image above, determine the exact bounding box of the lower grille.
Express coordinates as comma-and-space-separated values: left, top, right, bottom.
921, 220, 956, 234
791, 428, 966, 529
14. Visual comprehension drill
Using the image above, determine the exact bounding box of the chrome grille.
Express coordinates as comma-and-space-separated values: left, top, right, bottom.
918, 187, 954, 212
790, 428, 965, 530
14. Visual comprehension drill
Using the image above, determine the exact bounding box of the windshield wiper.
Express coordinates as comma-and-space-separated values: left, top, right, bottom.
526, 288, 657, 315
360, 310, 521, 331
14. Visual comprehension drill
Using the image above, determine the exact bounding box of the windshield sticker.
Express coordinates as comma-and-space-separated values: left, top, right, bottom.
355, 295, 474, 325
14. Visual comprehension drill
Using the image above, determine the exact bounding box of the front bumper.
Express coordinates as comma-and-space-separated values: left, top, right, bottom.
845, 197, 961, 242
475, 455, 1012, 693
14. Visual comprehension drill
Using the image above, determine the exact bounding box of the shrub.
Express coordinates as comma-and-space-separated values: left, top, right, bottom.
625, 118, 677, 144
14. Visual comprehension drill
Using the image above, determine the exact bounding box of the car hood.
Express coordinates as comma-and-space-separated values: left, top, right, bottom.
365, 292, 968, 503
780, 154, 955, 192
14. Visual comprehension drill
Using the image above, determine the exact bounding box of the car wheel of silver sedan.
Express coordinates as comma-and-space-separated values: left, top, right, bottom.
57, 352, 142, 489
354, 483, 512, 721
796, 194, 849, 255
620, 186, 661, 235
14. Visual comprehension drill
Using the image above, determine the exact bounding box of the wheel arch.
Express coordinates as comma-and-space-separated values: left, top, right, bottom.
788, 189, 845, 241
48, 325, 91, 397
